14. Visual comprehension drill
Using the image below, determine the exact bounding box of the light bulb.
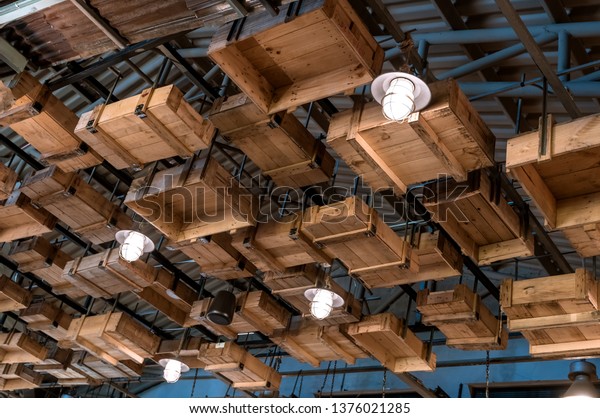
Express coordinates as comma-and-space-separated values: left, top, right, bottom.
163, 359, 184, 383
119, 231, 146, 262
310, 288, 334, 320
381, 77, 416, 121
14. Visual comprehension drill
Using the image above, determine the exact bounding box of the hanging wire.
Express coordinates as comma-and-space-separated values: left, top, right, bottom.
485, 350, 491, 398
291, 370, 303, 397
190, 368, 199, 398
318, 361, 332, 398
329, 360, 338, 397
382, 369, 388, 398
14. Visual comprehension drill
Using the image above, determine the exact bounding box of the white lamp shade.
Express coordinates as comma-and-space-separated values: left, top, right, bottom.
159, 358, 189, 384
372, 72, 431, 121
115, 230, 154, 262
304, 287, 344, 320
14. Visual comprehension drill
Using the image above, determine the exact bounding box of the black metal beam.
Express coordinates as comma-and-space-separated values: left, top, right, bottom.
0, 133, 43, 169
46, 34, 183, 91
157, 43, 220, 100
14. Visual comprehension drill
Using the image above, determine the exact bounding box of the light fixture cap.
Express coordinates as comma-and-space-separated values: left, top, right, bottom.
304, 287, 344, 308
115, 230, 155, 253
158, 358, 190, 373
371, 72, 431, 112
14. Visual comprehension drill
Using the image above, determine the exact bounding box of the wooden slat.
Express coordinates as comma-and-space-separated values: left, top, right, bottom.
0, 191, 57, 242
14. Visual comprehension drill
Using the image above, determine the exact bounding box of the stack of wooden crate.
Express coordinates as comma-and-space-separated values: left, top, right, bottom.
300, 196, 412, 288
124, 155, 258, 242
506, 113, 600, 257
20, 166, 133, 245
231, 214, 331, 275
197, 341, 282, 391
209, 93, 336, 188
417, 284, 508, 350
19, 300, 73, 342
0, 275, 32, 313
423, 170, 534, 265
187, 291, 291, 339
59, 312, 160, 365
0, 72, 102, 171
344, 313, 436, 372
166, 233, 257, 280
75, 85, 215, 170
8, 237, 85, 298
327, 78, 495, 195
208, 0, 383, 115
271, 316, 367, 367
501, 269, 600, 357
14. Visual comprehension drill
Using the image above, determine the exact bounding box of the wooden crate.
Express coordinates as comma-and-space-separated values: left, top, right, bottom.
500, 269, 599, 331
0, 332, 48, 364
354, 229, 463, 289
417, 284, 507, 350
0, 72, 102, 172
209, 93, 335, 188
231, 214, 331, 274
423, 170, 534, 265
8, 236, 85, 298
137, 268, 198, 326
198, 341, 281, 391
0, 162, 18, 200
19, 300, 73, 342
154, 337, 206, 369
20, 166, 133, 245
167, 233, 257, 280
0, 191, 56, 242
187, 291, 291, 339
75, 85, 215, 170
66, 350, 144, 380
208, 0, 383, 115
33, 348, 91, 385
0, 275, 32, 312
521, 324, 600, 358
328, 79, 495, 194
0, 364, 42, 391
62, 248, 157, 298
300, 196, 410, 282
61, 312, 160, 365
344, 313, 436, 373
506, 113, 600, 257
124, 155, 258, 242
264, 264, 362, 325
271, 317, 367, 366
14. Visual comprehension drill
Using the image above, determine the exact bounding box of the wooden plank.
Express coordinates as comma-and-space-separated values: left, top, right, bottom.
0, 275, 32, 312
0, 191, 57, 242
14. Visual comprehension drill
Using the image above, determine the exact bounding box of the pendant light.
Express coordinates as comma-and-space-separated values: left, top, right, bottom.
159, 358, 190, 383
564, 360, 598, 398
207, 290, 236, 325
371, 72, 432, 121
115, 230, 154, 262
304, 271, 344, 320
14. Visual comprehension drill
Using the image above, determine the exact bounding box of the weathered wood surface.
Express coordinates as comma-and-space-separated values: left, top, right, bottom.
75, 85, 215, 170
20, 300, 73, 342
125, 156, 258, 242
0, 72, 102, 172
271, 316, 367, 367
209, 93, 335, 188
8, 237, 85, 298
328, 79, 495, 194
0, 363, 42, 391
0, 191, 56, 243
198, 341, 282, 391
0, 275, 32, 313
417, 284, 507, 350
423, 170, 534, 265
21, 166, 133, 244
60, 312, 160, 365
208, 0, 383, 114
0, 332, 48, 364
344, 313, 436, 373
300, 196, 410, 283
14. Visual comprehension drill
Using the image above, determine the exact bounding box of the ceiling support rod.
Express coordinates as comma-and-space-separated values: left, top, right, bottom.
495, 0, 581, 118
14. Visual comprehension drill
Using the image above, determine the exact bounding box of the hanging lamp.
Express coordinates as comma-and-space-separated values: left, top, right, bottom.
371, 72, 432, 121
304, 271, 344, 320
